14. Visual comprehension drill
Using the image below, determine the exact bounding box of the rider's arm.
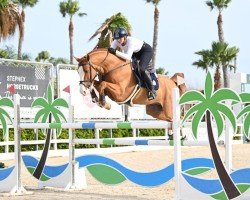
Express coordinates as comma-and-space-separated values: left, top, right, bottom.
115, 51, 132, 61
115, 39, 133, 61
110, 40, 118, 49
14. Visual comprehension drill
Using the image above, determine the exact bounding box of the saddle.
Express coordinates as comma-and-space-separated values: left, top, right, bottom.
132, 59, 159, 91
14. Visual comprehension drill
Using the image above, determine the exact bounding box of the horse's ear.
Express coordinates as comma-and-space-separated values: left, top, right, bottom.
74, 56, 81, 63
87, 54, 90, 61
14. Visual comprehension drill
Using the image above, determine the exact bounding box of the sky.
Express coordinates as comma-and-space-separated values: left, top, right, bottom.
1, 0, 250, 89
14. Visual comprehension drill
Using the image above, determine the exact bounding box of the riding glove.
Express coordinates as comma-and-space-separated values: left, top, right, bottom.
108, 48, 116, 55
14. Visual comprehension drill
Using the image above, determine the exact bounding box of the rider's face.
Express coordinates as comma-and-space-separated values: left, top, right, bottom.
117, 37, 126, 45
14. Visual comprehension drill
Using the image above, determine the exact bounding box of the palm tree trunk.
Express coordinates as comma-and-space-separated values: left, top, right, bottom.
33, 114, 52, 179
17, 10, 25, 60
214, 66, 221, 90
217, 11, 228, 88
69, 18, 74, 64
206, 111, 240, 199
217, 12, 224, 42
152, 6, 159, 69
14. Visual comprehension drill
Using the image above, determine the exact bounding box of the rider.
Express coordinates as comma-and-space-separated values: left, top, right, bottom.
108, 27, 157, 100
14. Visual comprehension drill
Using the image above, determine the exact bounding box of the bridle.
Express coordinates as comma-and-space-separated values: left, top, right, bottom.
79, 50, 131, 86
78, 51, 109, 85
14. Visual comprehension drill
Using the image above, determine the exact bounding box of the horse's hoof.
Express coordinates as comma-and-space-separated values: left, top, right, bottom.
92, 98, 98, 103
103, 102, 111, 110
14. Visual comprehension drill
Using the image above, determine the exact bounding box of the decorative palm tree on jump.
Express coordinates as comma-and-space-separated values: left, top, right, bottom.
0, 97, 14, 136
179, 71, 241, 199
32, 84, 68, 180
237, 93, 250, 139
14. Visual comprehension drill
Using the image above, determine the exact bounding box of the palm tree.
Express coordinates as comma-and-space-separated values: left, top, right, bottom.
237, 93, 250, 139
0, 48, 9, 58
31, 84, 68, 180
156, 67, 168, 75
179, 71, 241, 199
14, 0, 38, 60
206, 0, 232, 88
59, 0, 87, 64
49, 57, 69, 66
144, 0, 161, 69
0, 1, 22, 42
221, 45, 239, 73
20, 52, 32, 60
0, 45, 32, 60
35, 51, 50, 62
193, 50, 212, 73
89, 12, 131, 48
194, 42, 239, 90
0, 97, 13, 135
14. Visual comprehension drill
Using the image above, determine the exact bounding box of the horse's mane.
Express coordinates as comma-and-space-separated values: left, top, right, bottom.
88, 48, 107, 54
88, 48, 127, 62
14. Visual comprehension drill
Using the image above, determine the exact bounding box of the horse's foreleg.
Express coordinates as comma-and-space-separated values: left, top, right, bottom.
97, 81, 123, 110
97, 81, 111, 110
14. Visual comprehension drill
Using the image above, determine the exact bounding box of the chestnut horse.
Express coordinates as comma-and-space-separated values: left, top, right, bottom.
76, 48, 186, 122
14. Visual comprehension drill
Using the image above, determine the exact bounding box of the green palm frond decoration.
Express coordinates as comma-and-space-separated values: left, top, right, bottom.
179, 71, 240, 139
32, 84, 68, 136
237, 93, 250, 139
0, 97, 14, 136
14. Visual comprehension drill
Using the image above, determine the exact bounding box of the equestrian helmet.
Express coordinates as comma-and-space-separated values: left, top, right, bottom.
113, 27, 128, 39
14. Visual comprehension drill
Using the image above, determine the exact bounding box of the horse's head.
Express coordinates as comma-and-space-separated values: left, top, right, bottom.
75, 54, 98, 96
76, 49, 109, 96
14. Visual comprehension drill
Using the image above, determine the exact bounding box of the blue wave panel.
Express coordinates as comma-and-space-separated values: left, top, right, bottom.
0, 166, 15, 181
22, 155, 38, 168
182, 158, 214, 171
182, 167, 250, 195
42, 163, 68, 178
230, 168, 250, 184
82, 122, 95, 129
182, 173, 222, 194
76, 155, 214, 187
22, 155, 68, 178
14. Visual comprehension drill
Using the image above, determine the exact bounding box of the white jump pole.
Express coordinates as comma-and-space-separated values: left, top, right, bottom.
68, 94, 75, 189
13, 94, 27, 195
225, 101, 233, 172
173, 88, 181, 200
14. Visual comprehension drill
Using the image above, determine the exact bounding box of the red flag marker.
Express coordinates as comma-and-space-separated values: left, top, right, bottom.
8, 85, 16, 94
63, 85, 70, 94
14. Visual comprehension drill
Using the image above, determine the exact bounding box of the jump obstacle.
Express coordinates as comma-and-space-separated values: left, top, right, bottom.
0, 88, 239, 199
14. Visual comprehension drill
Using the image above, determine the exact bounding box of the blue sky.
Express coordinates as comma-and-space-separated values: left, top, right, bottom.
1, 0, 250, 89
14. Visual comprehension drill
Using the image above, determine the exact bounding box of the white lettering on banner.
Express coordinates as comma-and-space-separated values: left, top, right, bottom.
6, 84, 39, 90
6, 76, 26, 82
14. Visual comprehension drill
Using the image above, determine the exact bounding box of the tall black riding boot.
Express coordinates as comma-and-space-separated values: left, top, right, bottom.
143, 70, 157, 100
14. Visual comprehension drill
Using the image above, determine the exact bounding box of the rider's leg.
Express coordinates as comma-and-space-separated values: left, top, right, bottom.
141, 69, 157, 100
138, 43, 156, 100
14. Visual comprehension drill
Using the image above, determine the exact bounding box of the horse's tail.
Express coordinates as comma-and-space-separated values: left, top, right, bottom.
170, 73, 187, 96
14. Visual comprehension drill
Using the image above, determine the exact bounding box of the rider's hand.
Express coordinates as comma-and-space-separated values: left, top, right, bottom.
108, 47, 116, 55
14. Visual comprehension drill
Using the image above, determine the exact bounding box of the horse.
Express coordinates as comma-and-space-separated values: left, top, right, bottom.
75, 48, 186, 122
